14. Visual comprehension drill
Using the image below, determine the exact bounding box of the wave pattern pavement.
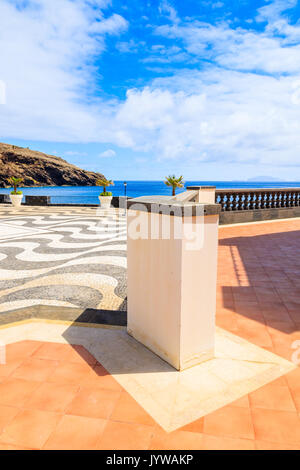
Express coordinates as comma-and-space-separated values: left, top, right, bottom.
0, 205, 127, 313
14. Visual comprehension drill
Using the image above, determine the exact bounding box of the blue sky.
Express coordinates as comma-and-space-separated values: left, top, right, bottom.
0, 0, 300, 181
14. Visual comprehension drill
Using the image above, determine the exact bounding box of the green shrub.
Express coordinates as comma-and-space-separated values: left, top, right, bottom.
96, 177, 114, 195
164, 175, 184, 196
8, 177, 24, 194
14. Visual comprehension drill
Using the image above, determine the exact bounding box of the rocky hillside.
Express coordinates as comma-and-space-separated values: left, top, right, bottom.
0, 143, 104, 187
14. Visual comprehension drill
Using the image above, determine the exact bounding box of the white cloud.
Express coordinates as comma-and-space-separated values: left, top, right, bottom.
109, 71, 300, 166
116, 39, 142, 53
142, 44, 191, 64
212, 2, 224, 9
99, 149, 116, 158
106, 2, 300, 167
89, 13, 128, 35
158, 1, 179, 24
0, 0, 127, 142
155, 14, 300, 74
256, 0, 297, 23
0, 0, 300, 172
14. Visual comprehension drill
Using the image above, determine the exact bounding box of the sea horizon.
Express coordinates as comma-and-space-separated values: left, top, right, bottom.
1, 180, 299, 205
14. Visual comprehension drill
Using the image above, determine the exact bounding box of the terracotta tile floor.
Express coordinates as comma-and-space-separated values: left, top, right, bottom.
0, 219, 299, 449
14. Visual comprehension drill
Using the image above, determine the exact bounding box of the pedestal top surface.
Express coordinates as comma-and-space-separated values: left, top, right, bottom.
127, 196, 221, 216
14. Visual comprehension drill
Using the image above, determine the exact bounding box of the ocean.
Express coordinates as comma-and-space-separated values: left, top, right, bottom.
0, 181, 299, 205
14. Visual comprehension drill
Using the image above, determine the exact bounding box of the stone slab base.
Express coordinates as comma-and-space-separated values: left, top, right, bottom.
220, 207, 300, 225
0, 319, 295, 432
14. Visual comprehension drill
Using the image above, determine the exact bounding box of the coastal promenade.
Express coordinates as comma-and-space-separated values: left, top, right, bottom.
0, 205, 127, 317
0, 205, 299, 449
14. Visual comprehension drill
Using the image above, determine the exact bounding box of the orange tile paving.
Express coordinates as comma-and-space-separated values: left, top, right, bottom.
0, 219, 299, 450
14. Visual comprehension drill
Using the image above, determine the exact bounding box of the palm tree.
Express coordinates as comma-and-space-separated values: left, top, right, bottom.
96, 177, 114, 195
8, 177, 24, 194
164, 175, 184, 196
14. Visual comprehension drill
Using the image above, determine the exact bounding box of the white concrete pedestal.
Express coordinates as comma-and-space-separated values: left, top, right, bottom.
127, 197, 221, 371
186, 185, 216, 204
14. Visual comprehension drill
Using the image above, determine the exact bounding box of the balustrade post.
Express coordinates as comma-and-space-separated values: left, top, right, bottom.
249, 192, 255, 210
232, 193, 239, 211
238, 193, 245, 211
217, 193, 225, 211
267, 192, 273, 209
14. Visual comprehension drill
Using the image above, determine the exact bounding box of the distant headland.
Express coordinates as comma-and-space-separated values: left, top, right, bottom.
0, 142, 104, 188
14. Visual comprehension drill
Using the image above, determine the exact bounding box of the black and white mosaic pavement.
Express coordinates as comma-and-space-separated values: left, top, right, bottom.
0, 205, 127, 313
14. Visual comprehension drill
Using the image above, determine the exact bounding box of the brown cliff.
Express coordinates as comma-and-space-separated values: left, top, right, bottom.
0, 143, 104, 187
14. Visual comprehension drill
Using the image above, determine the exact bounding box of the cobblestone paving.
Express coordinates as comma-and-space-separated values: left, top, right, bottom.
0, 206, 127, 313
0, 211, 299, 449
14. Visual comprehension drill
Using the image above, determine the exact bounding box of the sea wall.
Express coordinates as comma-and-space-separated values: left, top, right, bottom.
0, 188, 299, 225
219, 207, 300, 225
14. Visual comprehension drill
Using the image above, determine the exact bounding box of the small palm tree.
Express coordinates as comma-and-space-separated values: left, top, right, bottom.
96, 177, 114, 196
164, 175, 184, 196
8, 177, 24, 194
